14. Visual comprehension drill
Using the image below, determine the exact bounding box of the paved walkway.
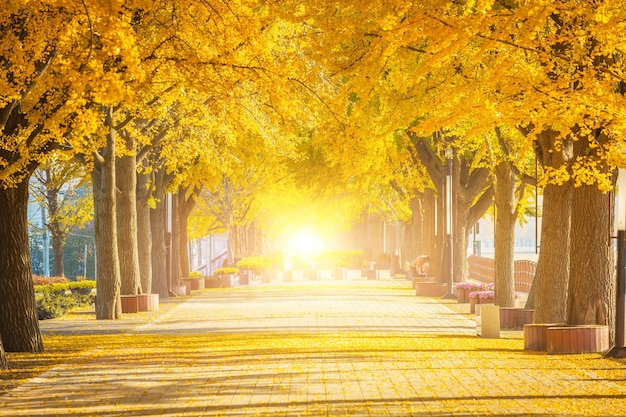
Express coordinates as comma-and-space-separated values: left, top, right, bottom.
1, 280, 626, 416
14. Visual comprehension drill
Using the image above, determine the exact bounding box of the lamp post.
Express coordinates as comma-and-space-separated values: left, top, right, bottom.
606, 169, 626, 358
165, 193, 173, 293
442, 147, 457, 299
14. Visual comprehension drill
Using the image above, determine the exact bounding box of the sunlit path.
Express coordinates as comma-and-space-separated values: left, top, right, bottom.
2, 281, 626, 416
133, 281, 476, 336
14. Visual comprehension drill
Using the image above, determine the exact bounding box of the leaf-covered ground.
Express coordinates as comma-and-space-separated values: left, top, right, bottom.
1, 281, 626, 416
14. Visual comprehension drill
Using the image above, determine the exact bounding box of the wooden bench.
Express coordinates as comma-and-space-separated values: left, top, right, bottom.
467, 255, 536, 293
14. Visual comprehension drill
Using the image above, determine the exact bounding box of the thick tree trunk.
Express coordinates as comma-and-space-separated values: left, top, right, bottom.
431, 185, 446, 282
137, 168, 152, 294
92, 109, 122, 320
170, 192, 182, 286
178, 190, 197, 278
493, 162, 517, 308
567, 176, 615, 341
150, 186, 169, 298
0, 180, 44, 352
525, 130, 572, 323
116, 138, 141, 295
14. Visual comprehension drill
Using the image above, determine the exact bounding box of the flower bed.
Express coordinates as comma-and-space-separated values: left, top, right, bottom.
453, 282, 485, 303
469, 290, 495, 313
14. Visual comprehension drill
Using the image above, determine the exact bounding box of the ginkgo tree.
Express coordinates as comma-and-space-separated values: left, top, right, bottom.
30, 158, 93, 278
275, 0, 626, 335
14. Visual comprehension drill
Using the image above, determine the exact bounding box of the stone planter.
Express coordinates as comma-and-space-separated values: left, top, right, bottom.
412, 276, 435, 289
333, 268, 346, 280
455, 287, 471, 303
524, 323, 567, 351
205, 276, 221, 288
415, 282, 449, 297
376, 269, 392, 280
218, 274, 238, 287
183, 277, 205, 291
239, 270, 251, 286
476, 304, 500, 338
170, 284, 188, 296
120, 295, 139, 313
469, 296, 494, 314
547, 325, 609, 354
137, 294, 159, 311
346, 269, 362, 280
500, 308, 534, 329
283, 270, 293, 282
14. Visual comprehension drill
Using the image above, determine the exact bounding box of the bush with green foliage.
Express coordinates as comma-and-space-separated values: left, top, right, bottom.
36, 292, 94, 320
34, 280, 96, 319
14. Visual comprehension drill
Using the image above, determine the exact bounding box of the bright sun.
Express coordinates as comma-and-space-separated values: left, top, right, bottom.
290, 229, 325, 256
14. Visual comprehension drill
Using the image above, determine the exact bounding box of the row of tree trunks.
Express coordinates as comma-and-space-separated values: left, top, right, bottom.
526, 129, 616, 344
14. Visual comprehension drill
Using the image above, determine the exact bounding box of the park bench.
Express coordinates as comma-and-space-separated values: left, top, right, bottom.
467, 255, 536, 293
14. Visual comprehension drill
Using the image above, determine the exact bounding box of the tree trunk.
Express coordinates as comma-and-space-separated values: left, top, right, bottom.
0, 337, 6, 369
51, 232, 65, 277
45, 184, 65, 277
567, 175, 616, 341
0, 180, 44, 352
493, 162, 517, 307
526, 131, 573, 322
170, 192, 182, 286
150, 182, 169, 298
178, 189, 197, 278
92, 108, 122, 320
116, 135, 141, 295
137, 168, 152, 294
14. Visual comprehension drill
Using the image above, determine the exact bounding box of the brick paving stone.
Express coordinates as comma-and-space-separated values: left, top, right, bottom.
1, 280, 626, 416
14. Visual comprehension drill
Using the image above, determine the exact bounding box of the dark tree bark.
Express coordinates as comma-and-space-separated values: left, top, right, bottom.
170, 191, 182, 286
567, 159, 616, 341
136, 167, 152, 294
406, 131, 492, 283
150, 168, 169, 298
493, 161, 517, 307
178, 188, 198, 278
0, 337, 6, 369
0, 180, 44, 352
47, 185, 65, 277
92, 107, 122, 320
116, 133, 141, 295
525, 130, 572, 323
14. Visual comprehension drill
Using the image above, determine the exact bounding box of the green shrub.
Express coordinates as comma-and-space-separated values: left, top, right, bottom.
34, 283, 70, 295
35, 281, 95, 320
68, 280, 96, 295
37, 293, 78, 320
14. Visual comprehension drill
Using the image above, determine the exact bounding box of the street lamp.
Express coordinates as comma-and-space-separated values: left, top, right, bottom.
606, 169, 626, 358
442, 146, 457, 300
